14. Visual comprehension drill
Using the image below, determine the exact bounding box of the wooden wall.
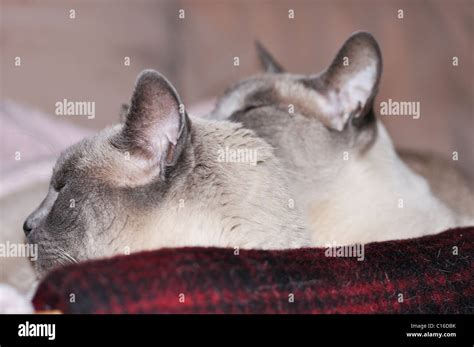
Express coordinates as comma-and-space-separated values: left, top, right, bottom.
2, 0, 472, 177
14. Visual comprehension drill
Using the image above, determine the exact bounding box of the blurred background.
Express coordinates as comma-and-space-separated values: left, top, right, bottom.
2, 0, 473, 169
0, 0, 474, 173
0, 0, 473, 292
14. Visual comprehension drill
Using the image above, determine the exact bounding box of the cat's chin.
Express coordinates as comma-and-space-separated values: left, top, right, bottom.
32, 257, 66, 279
32, 263, 50, 279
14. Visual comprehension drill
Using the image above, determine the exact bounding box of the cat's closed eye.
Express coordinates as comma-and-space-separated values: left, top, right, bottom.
237, 104, 266, 114
52, 182, 66, 192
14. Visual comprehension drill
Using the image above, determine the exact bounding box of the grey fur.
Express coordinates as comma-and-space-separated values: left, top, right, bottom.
211, 31, 474, 245
24, 70, 310, 276
211, 32, 385, 209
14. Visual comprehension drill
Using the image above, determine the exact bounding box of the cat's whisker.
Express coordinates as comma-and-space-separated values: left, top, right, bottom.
55, 247, 78, 265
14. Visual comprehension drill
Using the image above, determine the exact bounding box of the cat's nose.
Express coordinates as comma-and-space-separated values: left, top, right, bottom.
23, 220, 33, 236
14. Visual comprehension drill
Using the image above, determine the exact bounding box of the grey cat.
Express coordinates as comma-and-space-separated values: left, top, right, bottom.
212, 31, 474, 246
23, 70, 310, 276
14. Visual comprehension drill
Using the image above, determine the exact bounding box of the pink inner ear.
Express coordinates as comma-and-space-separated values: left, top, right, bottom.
317, 61, 377, 131
139, 115, 180, 162
124, 70, 184, 160
338, 64, 377, 111
155, 93, 181, 143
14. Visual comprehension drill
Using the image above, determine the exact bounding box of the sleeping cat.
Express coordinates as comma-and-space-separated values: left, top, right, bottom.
23, 70, 310, 276
211, 32, 474, 246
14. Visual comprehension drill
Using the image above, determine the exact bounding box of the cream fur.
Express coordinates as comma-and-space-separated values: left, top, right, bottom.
308, 122, 466, 246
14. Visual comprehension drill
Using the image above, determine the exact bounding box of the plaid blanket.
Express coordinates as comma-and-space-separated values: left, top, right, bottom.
33, 227, 473, 314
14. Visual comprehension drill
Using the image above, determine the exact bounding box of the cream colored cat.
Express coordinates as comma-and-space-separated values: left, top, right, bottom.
211, 32, 474, 245
23, 70, 310, 277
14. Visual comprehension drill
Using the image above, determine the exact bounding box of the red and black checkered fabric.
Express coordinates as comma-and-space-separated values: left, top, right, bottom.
33, 227, 473, 314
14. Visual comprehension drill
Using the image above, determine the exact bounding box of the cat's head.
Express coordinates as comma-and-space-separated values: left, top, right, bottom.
212, 31, 383, 171
23, 70, 191, 276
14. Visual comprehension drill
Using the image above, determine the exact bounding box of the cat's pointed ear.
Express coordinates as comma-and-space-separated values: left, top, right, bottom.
119, 103, 129, 123
255, 41, 284, 73
118, 70, 189, 169
309, 32, 382, 131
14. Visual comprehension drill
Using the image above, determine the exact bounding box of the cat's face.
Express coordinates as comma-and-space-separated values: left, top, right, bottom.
212, 32, 383, 171
24, 71, 191, 276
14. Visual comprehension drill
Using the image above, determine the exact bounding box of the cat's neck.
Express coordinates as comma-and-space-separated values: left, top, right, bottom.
143, 117, 310, 250
309, 121, 456, 245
